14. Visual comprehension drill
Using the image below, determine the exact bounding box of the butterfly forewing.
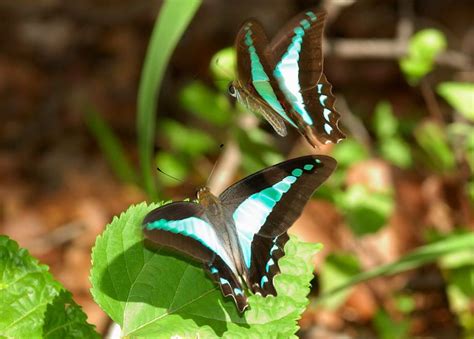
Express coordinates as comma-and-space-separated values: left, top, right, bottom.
219, 155, 336, 292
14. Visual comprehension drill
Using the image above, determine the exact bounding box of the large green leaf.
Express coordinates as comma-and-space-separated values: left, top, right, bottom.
0, 236, 98, 338
90, 203, 321, 337
137, 0, 201, 199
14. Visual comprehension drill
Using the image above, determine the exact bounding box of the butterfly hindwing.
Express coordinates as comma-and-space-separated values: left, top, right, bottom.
219, 155, 336, 275
248, 232, 289, 296
207, 256, 248, 312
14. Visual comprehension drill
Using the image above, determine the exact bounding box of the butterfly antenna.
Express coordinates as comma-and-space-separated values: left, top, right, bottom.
206, 144, 225, 187
156, 167, 183, 183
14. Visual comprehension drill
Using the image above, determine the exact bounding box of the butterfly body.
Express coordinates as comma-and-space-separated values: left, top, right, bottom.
231, 9, 345, 147
143, 155, 337, 312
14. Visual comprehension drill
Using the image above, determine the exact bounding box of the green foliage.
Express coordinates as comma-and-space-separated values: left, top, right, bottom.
317, 232, 474, 302
415, 121, 455, 173
336, 184, 394, 236
373, 309, 410, 339
43, 290, 100, 339
137, 0, 201, 199
85, 107, 138, 184
436, 231, 474, 337
159, 119, 216, 157
373, 101, 412, 168
437, 82, 474, 121
400, 29, 447, 84
319, 253, 361, 309
90, 203, 321, 338
180, 81, 233, 126
331, 139, 370, 169
0, 236, 98, 338
210, 47, 236, 90
155, 151, 189, 187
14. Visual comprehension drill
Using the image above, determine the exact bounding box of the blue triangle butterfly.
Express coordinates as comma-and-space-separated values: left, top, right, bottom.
229, 8, 345, 148
142, 155, 336, 312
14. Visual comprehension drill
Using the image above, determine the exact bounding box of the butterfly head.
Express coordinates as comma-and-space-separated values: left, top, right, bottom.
197, 187, 220, 209
228, 82, 238, 98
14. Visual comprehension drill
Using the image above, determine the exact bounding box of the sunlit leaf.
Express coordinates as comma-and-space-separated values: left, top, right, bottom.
180, 81, 233, 126
210, 47, 236, 90
415, 121, 455, 172
373, 101, 398, 138
155, 151, 189, 187
379, 137, 412, 168
373, 309, 410, 339
90, 203, 322, 337
337, 184, 394, 236
331, 139, 369, 168
319, 253, 361, 309
437, 82, 474, 121
159, 119, 216, 157
0, 236, 98, 338
399, 29, 447, 84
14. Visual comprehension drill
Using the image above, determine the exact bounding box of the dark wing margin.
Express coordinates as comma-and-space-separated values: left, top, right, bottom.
304, 73, 345, 144
207, 256, 248, 313
220, 155, 337, 239
246, 233, 289, 297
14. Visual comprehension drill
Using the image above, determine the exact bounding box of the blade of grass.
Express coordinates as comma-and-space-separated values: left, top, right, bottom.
85, 107, 137, 184
137, 0, 201, 199
316, 232, 474, 303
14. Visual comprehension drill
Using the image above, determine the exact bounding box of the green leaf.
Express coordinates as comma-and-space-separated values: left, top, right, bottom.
331, 139, 369, 169
84, 107, 137, 184
317, 232, 474, 302
0, 236, 98, 338
154, 151, 189, 187
210, 47, 236, 90
399, 29, 447, 84
137, 0, 201, 199
415, 121, 455, 172
319, 253, 361, 309
159, 119, 216, 157
373, 101, 398, 138
43, 290, 100, 339
90, 203, 321, 337
373, 309, 410, 339
180, 81, 233, 126
379, 137, 412, 168
0, 236, 62, 337
337, 185, 394, 236
437, 82, 474, 121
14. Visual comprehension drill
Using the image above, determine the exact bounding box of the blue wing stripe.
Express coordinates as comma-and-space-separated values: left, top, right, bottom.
244, 27, 297, 127
274, 12, 319, 125
145, 217, 236, 273
233, 160, 319, 268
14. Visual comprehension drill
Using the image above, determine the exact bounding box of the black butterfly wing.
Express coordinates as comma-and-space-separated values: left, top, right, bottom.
219, 155, 336, 294
142, 202, 248, 312
234, 19, 297, 135
267, 8, 345, 146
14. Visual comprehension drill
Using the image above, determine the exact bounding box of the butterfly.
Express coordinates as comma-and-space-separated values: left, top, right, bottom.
229, 8, 345, 148
142, 155, 336, 312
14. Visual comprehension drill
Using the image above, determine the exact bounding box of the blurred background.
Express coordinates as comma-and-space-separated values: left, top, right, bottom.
0, 0, 472, 337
